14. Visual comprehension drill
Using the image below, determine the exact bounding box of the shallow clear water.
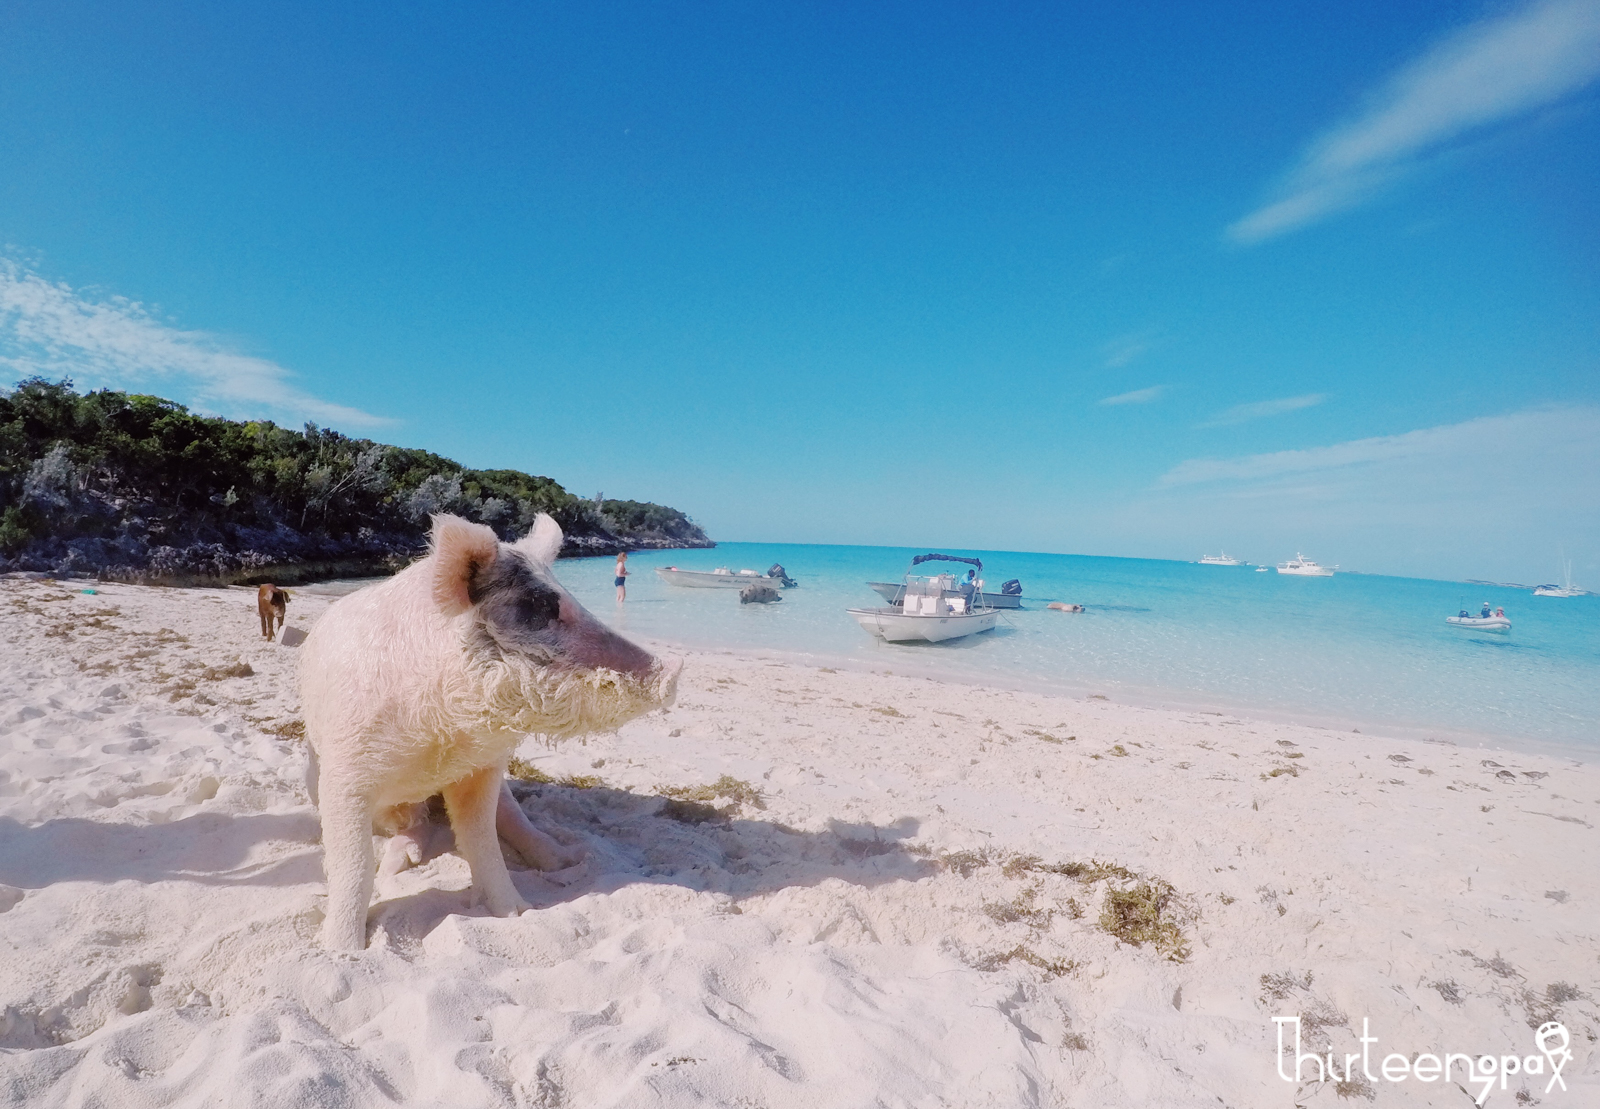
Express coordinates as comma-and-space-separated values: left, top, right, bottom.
556, 544, 1600, 756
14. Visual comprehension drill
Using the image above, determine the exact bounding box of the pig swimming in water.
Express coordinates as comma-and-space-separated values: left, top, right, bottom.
300, 512, 680, 951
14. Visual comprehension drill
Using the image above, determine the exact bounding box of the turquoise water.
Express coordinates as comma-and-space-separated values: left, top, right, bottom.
555, 544, 1599, 756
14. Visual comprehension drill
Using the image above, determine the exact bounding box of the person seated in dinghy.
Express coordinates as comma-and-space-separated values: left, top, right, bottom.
1481, 602, 1493, 617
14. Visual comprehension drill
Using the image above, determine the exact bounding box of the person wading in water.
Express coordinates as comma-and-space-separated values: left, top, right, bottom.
615, 551, 629, 602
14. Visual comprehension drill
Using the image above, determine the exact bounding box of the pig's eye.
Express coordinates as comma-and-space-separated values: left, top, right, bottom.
515, 589, 562, 630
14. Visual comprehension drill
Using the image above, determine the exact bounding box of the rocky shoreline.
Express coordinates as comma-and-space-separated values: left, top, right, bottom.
0, 526, 714, 586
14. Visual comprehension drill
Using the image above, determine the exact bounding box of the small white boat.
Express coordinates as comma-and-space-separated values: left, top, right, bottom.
1198, 552, 1244, 566
849, 554, 1000, 644
1277, 553, 1335, 577
656, 566, 775, 589
1255, 566, 1270, 573
1447, 611, 1511, 631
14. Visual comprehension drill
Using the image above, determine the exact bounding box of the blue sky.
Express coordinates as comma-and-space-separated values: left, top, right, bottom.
1, 1, 1596, 582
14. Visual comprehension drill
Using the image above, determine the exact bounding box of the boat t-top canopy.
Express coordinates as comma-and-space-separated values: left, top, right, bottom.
910, 553, 982, 571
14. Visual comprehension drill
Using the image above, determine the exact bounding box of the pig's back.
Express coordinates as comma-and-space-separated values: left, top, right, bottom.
299, 563, 459, 749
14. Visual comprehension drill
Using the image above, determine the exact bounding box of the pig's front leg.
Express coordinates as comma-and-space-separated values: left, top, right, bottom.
319, 787, 378, 951
496, 782, 586, 871
443, 766, 531, 917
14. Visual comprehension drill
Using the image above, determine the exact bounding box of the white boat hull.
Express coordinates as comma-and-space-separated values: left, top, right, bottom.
1533, 586, 1583, 598
1447, 615, 1511, 631
1277, 566, 1335, 576
847, 606, 1000, 643
655, 568, 774, 589
867, 581, 1022, 609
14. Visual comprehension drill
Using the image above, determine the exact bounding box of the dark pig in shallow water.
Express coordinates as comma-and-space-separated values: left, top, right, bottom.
740, 582, 783, 604
299, 512, 681, 951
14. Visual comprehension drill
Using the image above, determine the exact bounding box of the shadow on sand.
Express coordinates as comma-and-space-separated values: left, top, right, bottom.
371, 780, 939, 947
1, 784, 940, 943
0, 811, 324, 890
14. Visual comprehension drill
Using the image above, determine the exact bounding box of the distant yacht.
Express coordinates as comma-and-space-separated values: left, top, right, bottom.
1534, 584, 1584, 597
1533, 555, 1585, 597
1277, 553, 1335, 577
1198, 552, 1244, 566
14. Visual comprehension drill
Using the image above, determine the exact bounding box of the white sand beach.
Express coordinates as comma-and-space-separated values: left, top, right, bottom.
1, 576, 1596, 1107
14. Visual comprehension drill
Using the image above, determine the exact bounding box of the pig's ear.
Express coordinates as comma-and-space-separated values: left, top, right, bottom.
514, 512, 564, 567
430, 514, 500, 616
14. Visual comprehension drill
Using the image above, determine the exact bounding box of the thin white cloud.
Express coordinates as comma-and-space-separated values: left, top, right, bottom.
0, 258, 388, 428
1164, 405, 1599, 487
1230, 0, 1600, 243
1198, 393, 1326, 427
1099, 385, 1164, 406
1101, 335, 1150, 368
1112, 405, 1600, 582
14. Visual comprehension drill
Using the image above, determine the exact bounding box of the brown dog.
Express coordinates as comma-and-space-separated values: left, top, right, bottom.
257, 584, 288, 640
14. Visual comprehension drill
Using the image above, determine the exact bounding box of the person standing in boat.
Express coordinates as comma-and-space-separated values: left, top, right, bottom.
615, 551, 630, 603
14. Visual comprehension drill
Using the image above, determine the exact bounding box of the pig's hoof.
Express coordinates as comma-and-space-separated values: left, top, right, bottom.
320, 920, 368, 952
378, 834, 422, 877
534, 841, 587, 872
482, 890, 532, 918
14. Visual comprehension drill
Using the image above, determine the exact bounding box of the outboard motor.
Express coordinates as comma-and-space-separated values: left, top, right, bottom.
1000, 579, 1022, 596
767, 563, 798, 588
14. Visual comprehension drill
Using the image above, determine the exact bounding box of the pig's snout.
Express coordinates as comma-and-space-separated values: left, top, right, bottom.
586, 624, 656, 678
556, 596, 666, 684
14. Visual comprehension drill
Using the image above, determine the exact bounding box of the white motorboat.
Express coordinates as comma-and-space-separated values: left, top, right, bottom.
1447, 609, 1511, 631
866, 580, 1023, 609
1255, 566, 1270, 572
1277, 553, 1335, 577
656, 566, 775, 589
850, 602, 1000, 643
849, 553, 1000, 644
1533, 555, 1585, 597
1198, 552, 1244, 566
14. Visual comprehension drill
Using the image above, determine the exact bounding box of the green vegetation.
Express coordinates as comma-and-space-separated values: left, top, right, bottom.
953, 851, 1191, 964
0, 377, 710, 581
1099, 880, 1189, 962
974, 945, 1079, 979
506, 756, 555, 783
658, 797, 730, 825
595, 499, 708, 544
660, 774, 766, 811
1001, 855, 1137, 883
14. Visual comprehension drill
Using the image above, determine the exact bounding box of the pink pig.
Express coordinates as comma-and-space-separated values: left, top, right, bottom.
300, 513, 680, 951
